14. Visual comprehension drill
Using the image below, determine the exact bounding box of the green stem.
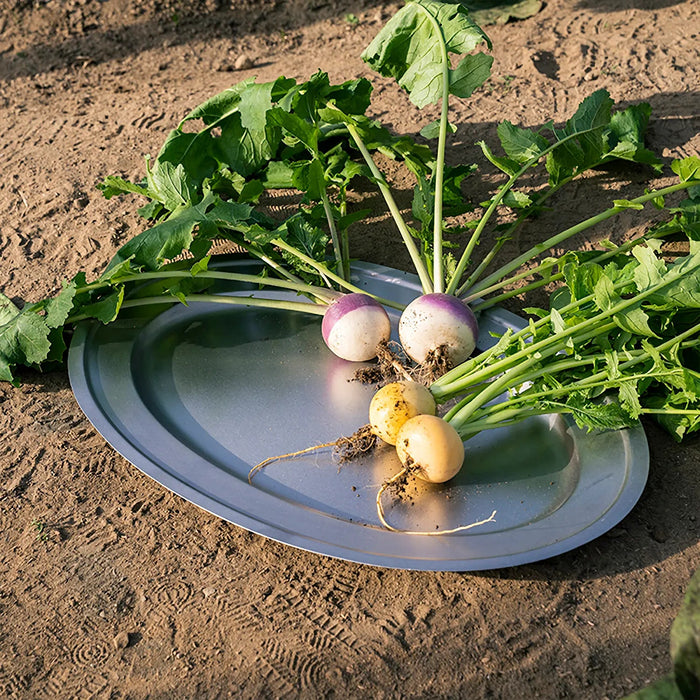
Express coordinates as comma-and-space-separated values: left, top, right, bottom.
445, 129, 603, 296
440, 265, 697, 401
339, 189, 351, 281
443, 353, 601, 422
444, 321, 617, 426
459, 176, 573, 294
270, 237, 405, 310
320, 189, 345, 281
460, 180, 696, 298
228, 239, 309, 286
442, 276, 700, 427
414, 1, 451, 293
470, 371, 673, 422
434, 278, 622, 396
574, 320, 700, 390
468, 226, 663, 311
81, 270, 338, 304
345, 122, 433, 293
67, 293, 328, 324
455, 408, 567, 440
442, 264, 688, 398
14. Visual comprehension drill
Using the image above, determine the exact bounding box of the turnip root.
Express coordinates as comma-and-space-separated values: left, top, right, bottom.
322, 293, 391, 362
398, 293, 478, 366
368, 380, 436, 446
395, 414, 464, 483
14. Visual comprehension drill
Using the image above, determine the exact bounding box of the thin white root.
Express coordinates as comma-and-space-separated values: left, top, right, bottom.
248, 442, 337, 483
390, 358, 414, 382
376, 472, 497, 535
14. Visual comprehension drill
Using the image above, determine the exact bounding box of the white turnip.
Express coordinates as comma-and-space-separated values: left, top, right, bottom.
368, 380, 436, 446
395, 414, 464, 483
321, 293, 391, 362
398, 293, 478, 366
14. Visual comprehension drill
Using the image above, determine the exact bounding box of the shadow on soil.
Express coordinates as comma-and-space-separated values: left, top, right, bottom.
576, 0, 686, 10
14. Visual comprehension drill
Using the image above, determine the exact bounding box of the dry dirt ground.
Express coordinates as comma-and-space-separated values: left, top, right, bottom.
1, 0, 699, 698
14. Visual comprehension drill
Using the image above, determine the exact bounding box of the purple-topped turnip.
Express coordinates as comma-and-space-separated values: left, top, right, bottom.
398, 293, 478, 366
321, 293, 391, 362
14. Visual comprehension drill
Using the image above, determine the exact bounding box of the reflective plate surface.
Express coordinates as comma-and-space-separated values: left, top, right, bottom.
68, 258, 649, 571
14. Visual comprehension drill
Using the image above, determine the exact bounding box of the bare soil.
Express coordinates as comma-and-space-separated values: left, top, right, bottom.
1, 1, 699, 698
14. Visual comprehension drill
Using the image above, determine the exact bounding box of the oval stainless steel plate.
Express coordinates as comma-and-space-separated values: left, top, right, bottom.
68, 258, 649, 571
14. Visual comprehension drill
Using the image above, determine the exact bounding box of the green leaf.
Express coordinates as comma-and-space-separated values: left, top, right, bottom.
98, 175, 151, 200
10, 312, 52, 364
0, 292, 21, 326
190, 256, 211, 276
549, 306, 566, 334
45, 326, 68, 366
607, 102, 663, 172
632, 245, 667, 292
560, 394, 635, 432
420, 119, 457, 139
237, 178, 264, 204
595, 274, 657, 337
263, 160, 296, 189
546, 89, 614, 183
146, 161, 196, 209
290, 158, 326, 200
105, 203, 205, 273
44, 281, 78, 329
79, 287, 125, 324
278, 214, 329, 277
0, 310, 52, 383
207, 199, 258, 230
105, 190, 265, 275
243, 223, 282, 248
497, 120, 550, 164
156, 129, 218, 188
137, 200, 164, 220
325, 77, 373, 116
613, 199, 645, 211
158, 77, 297, 182
672, 156, 700, 183
478, 139, 520, 176
501, 189, 533, 209
266, 108, 319, 154
618, 380, 642, 419
361, 0, 491, 108
449, 52, 494, 100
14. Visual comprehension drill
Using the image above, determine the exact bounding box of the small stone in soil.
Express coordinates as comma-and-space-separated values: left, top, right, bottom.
234, 54, 255, 70
113, 631, 130, 650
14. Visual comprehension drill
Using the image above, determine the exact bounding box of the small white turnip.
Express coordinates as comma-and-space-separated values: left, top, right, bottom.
321, 293, 391, 362
398, 293, 478, 366
395, 414, 464, 483
368, 380, 436, 446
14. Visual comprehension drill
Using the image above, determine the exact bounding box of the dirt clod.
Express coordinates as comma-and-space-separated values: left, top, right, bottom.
113, 631, 130, 650
334, 424, 377, 462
